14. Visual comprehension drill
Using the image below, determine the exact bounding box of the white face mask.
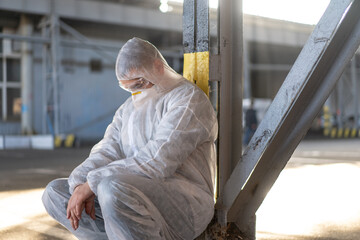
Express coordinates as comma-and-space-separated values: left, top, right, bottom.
131, 86, 159, 108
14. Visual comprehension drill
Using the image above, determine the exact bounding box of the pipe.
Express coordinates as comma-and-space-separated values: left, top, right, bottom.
1, 46, 6, 121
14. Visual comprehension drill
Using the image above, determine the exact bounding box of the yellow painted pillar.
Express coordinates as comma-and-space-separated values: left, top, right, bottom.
183, 51, 210, 96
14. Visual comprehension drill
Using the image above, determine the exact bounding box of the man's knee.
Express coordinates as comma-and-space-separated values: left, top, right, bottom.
97, 176, 111, 198
43, 178, 68, 197
97, 175, 147, 212
96, 176, 118, 216
97, 176, 122, 205
42, 178, 69, 212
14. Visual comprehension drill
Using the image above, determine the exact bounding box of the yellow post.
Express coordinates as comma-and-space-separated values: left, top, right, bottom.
183, 51, 210, 96
323, 105, 331, 137
351, 128, 357, 138
337, 128, 343, 138
331, 128, 337, 138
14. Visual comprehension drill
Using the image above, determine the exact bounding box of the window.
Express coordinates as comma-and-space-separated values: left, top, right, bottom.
90, 59, 102, 72
0, 38, 21, 122
6, 88, 21, 121
7, 59, 20, 82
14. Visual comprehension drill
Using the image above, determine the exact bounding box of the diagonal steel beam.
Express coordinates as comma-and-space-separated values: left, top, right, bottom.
223, 0, 360, 224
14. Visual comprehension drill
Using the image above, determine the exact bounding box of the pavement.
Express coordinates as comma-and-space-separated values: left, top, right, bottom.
0, 139, 360, 239
0, 148, 87, 240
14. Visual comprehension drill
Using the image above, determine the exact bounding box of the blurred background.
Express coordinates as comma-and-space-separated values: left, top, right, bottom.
0, 0, 358, 145
1, 0, 360, 239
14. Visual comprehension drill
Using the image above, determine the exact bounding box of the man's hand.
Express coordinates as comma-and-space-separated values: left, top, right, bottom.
66, 182, 95, 230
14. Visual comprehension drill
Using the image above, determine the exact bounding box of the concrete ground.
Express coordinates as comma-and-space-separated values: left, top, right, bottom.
0, 148, 87, 240
0, 139, 360, 239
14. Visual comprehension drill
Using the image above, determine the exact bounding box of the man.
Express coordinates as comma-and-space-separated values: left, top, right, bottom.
243, 99, 258, 145
42, 37, 218, 240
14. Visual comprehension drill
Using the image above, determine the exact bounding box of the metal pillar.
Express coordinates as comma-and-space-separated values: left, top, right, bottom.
223, 0, 360, 229
217, 3, 231, 218
40, 17, 49, 134
216, 0, 244, 227
183, 0, 210, 95
1, 42, 6, 121
51, 2, 60, 135
230, 0, 243, 171
19, 14, 33, 134
183, 0, 244, 236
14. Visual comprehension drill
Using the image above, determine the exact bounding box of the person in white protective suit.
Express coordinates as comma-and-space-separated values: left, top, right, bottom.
42, 37, 218, 240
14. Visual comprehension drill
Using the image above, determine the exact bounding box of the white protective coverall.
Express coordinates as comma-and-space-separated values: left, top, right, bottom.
42, 37, 218, 240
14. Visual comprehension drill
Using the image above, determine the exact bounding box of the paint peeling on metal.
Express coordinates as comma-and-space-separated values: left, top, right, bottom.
252, 129, 272, 150
314, 37, 329, 43
222, 37, 229, 47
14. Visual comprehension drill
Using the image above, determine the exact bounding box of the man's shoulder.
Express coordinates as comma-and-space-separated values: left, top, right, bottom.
164, 80, 212, 111
168, 79, 206, 99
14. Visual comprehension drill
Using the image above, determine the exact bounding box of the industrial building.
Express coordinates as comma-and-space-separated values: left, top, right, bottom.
1, 0, 358, 145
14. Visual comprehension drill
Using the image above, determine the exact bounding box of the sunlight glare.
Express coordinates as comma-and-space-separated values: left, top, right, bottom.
0, 189, 46, 230
243, 0, 330, 25
256, 163, 360, 236
169, 0, 330, 25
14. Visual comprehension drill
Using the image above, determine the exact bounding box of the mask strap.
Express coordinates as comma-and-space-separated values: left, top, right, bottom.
132, 91, 142, 96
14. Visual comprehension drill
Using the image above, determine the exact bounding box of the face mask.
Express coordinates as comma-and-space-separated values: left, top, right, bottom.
131, 86, 160, 108
119, 77, 153, 93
